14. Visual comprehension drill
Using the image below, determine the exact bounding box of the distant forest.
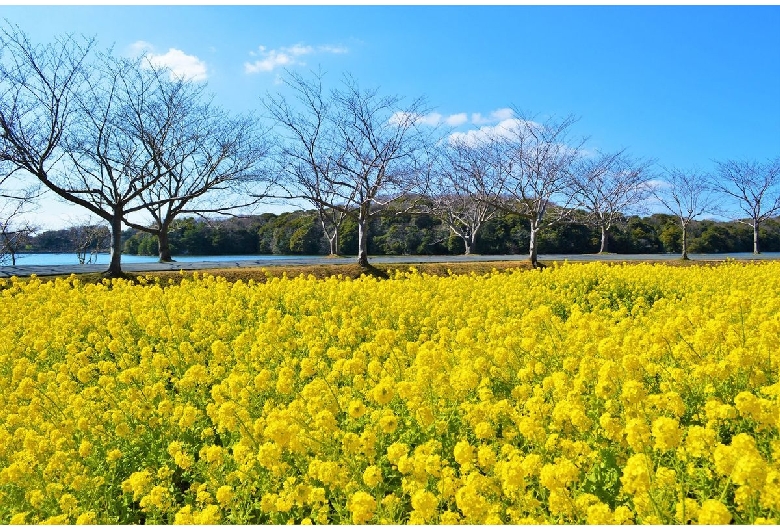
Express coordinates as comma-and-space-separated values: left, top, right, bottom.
28, 208, 780, 257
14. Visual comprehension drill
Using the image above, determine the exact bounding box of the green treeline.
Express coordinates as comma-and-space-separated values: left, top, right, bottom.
107, 209, 780, 257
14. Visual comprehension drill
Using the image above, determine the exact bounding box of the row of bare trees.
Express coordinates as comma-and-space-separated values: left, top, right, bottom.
2, 22, 779, 273
0, 23, 268, 275
266, 71, 779, 267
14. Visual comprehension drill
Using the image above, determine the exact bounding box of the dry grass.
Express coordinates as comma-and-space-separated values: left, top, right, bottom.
13, 257, 741, 287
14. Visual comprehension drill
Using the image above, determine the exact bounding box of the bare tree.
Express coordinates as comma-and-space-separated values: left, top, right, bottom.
652, 167, 718, 260
491, 112, 586, 267
333, 76, 430, 267
0, 182, 38, 266
65, 217, 110, 264
569, 150, 654, 253
263, 70, 355, 256
51, 53, 187, 276
417, 136, 500, 255
0, 23, 96, 260
712, 157, 780, 254
0, 160, 38, 265
0, 25, 159, 276
130, 63, 270, 262
265, 72, 429, 267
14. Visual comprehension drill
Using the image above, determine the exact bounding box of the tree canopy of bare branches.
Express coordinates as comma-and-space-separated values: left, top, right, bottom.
490, 112, 586, 267
0, 159, 39, 265
265, 71, 430, 266
0, 23, 92, 266
652, 167, 719, 259
569, 150, 654, 253
263, 70, 354, 256
416, 135, 501, 255
712, 157, 780, 254
2, 24, 271, 274
129, 59, 270, 262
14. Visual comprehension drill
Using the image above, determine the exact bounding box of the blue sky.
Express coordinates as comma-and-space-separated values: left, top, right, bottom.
2, 5, 779, 229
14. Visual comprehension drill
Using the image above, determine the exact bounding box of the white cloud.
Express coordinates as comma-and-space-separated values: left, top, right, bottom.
388, 111, 442, 127
490, 107, 515, 121
471, 112, 487, 125
472, 107, 515, 125
449, 118, 529, 146
388, 111, 472, 128
445, 113, 469, 127
646, 179, 672, 191
129, 40, 207, 82
128, 40, 154, 56
244, 43, 348, 74
318, 45, 348, 54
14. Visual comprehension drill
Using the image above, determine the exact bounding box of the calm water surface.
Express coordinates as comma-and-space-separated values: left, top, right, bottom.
11, 253, 309, 266
8, 251, 780, 267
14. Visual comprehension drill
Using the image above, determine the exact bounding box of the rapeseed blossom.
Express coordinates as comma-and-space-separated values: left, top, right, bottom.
0, 262, 778, 523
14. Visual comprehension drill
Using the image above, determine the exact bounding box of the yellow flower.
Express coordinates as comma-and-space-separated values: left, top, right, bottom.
698, 499, 732, 525
9, 513, 28, 525
347, 399, 366, 418
621, 453, 652, 495
378, 411, 398, 434
410, 489, 438, 522
370, 378, 395, 406
684, 425, 717, 458
386, 442, 408, 465
625, 418, 651, 452
106, 448, 122, 463
215, 485, 234, 508
453, 440, 474, 467
363, 465, 383, 488
652, 416, 682, 452
348, 491, 376, 524
193, 504, 221, 524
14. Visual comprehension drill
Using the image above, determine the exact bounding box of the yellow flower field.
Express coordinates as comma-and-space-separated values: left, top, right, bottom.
0, 262, 778, 524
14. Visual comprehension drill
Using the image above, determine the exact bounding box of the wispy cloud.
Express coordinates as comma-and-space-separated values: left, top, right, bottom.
445, 113, 469, 127
449, 118, 527, 146
471, 107, 515, 125
244, 43, 348, 74
389, 108, 518, 130
129, 40, 207, 82
389, 111, 487, 128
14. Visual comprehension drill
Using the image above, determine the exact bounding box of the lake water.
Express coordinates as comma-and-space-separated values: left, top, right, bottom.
7, 251, 780, 268
8, 253, 311, 266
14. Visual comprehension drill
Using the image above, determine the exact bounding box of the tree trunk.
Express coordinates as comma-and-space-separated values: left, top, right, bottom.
468, 229, 479, 256
529, 226, 539, 268
681, 220, 689, 260
599, 225, 609, 253
753, 221, 760, 254
158, 227, 175, 262
327, 234, 337, 256
107, 213, 124, 277
357, 204, 370, 267
463, 236, 472, 256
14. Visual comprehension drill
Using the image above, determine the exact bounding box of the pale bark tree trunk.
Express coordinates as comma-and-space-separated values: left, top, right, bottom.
529, 226, 539, 268
753, 221, 760, 254
108, 214, 124, 277
463, 236, 472, 256
468, 229, 480, 256
680, 220, 689, 260
320, 216, 339, 256
599, 225, 609, 253
357, 202, 370, 267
